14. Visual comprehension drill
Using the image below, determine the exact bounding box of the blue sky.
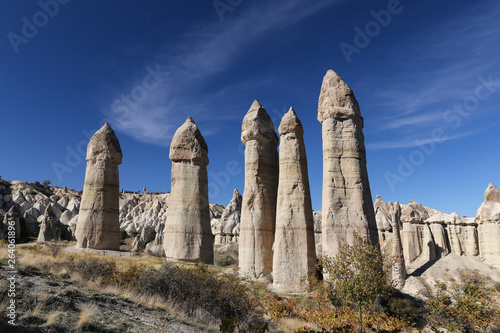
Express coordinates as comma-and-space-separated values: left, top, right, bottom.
2, 0, 499, 217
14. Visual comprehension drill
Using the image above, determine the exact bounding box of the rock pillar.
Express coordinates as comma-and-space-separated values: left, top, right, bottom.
390, 202, 406, 289
317, 70, 378, 257
76, 123, 122, 250
163, 117, 213, 264
272, 108, 317, 292
239, 100, 279, 279
476, 183, 500, 268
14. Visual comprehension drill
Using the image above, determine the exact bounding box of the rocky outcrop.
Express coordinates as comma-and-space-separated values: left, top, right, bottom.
163, 117, 213, 264
239, 100, 279, 279
272, 108, 316, 292
390, 202, 406, 289
212, 189, 242, 244
75, 123, 123, 250
38, 204, 62, 242
317, 69, 378, 257
476, 183, 500, 268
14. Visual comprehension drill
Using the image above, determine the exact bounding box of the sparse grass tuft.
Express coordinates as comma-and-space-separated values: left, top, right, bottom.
77, 303, 97, 328
46, 310, 62, 326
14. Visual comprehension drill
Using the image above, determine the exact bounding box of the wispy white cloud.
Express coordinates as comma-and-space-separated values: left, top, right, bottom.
103, 0, 340, 146
364, 1, 500, 145
367, 130, 481, 150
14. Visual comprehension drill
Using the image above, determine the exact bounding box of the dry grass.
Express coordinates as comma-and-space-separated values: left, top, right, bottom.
277, 317, 321, 332
32, 292, 51, 317
46, 310, 62, 326
77, 303, 97, 328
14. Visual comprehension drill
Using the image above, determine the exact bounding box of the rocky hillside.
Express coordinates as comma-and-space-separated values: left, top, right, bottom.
2, 179, 499, 276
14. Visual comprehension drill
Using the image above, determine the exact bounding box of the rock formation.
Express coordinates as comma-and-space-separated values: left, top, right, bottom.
239, 100, 279, 279
38, 204, 62, 242
75, 122, 123, 250
390, 202, 406, 289
163, 117, 213, 264
317, 69, 378, 257
476, 183, 500, 268
272, 108, 316, 292
212, 189, 242, 244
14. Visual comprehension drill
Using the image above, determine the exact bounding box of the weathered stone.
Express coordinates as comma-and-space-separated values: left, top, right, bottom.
476, 183, 500, 268
212, 189, 242, 245
272, 108, 316, 292
2, 205, 21, 240
390, 202, 406, 289
163, 117, 213, 264
317, 70, 378, 257
38, 204, 62, 242
75, 122, 123, 250
239, 100, 279, 279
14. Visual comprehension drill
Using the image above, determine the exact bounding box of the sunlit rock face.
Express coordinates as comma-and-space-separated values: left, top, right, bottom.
317, 69, 378, 258
476, 183, 500, 268
163, 117, 213, 264
239, 100, 279, 280
272, 108, 316, 293
76, 123, 122, 250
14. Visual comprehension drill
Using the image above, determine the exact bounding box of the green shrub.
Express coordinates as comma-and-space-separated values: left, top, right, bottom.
424, 270, 500, 332
217, 255, 236, 267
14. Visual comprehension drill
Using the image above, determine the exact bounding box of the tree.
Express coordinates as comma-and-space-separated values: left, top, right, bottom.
42, 180, 51, 186
321, 233, 391, 333
424, 269, 500, 332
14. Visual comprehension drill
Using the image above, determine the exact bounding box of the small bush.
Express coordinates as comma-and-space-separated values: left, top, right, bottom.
65, 257, 117, 283
137, 262, 267, 331
217, 255, 236, 267
42, 180, 51, 186
424, 270, 500, 332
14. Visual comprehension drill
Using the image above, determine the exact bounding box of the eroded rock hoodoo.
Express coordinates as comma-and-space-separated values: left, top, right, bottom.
272, 107, 316, 292
317, 70, 378, 257
163, 117, 213, 264
76, 122, 122, 250
239, 100, 279, 279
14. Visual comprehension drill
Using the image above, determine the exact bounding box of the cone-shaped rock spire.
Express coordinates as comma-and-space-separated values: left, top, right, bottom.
390, 202, 406, 289
239, 100, 279, 279
317, 70, 378, 257
273, 107, 316, 292
76, 122, 122, 249
163, 117, 213, 264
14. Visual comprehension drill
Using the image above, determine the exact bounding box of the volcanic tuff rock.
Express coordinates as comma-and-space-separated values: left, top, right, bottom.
163, 117, 213, 264
239, 100, 279, 279
317, 69, 378, 257
75, 123, 123, 250
212, 189, 242, 244
476, 183, 500, 268
390, 202, 406, 289
272, 108, 316, 292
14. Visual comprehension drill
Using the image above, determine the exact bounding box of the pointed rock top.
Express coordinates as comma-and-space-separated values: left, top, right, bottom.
232, 188, 241, 198
87, 122, 122, 165
317, 69, 362, 124
278, 107, 304, 136
241, 100, 279, 146
374, 195, 390, 216
485, 183, 500, 203
170, 117, 209, 164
